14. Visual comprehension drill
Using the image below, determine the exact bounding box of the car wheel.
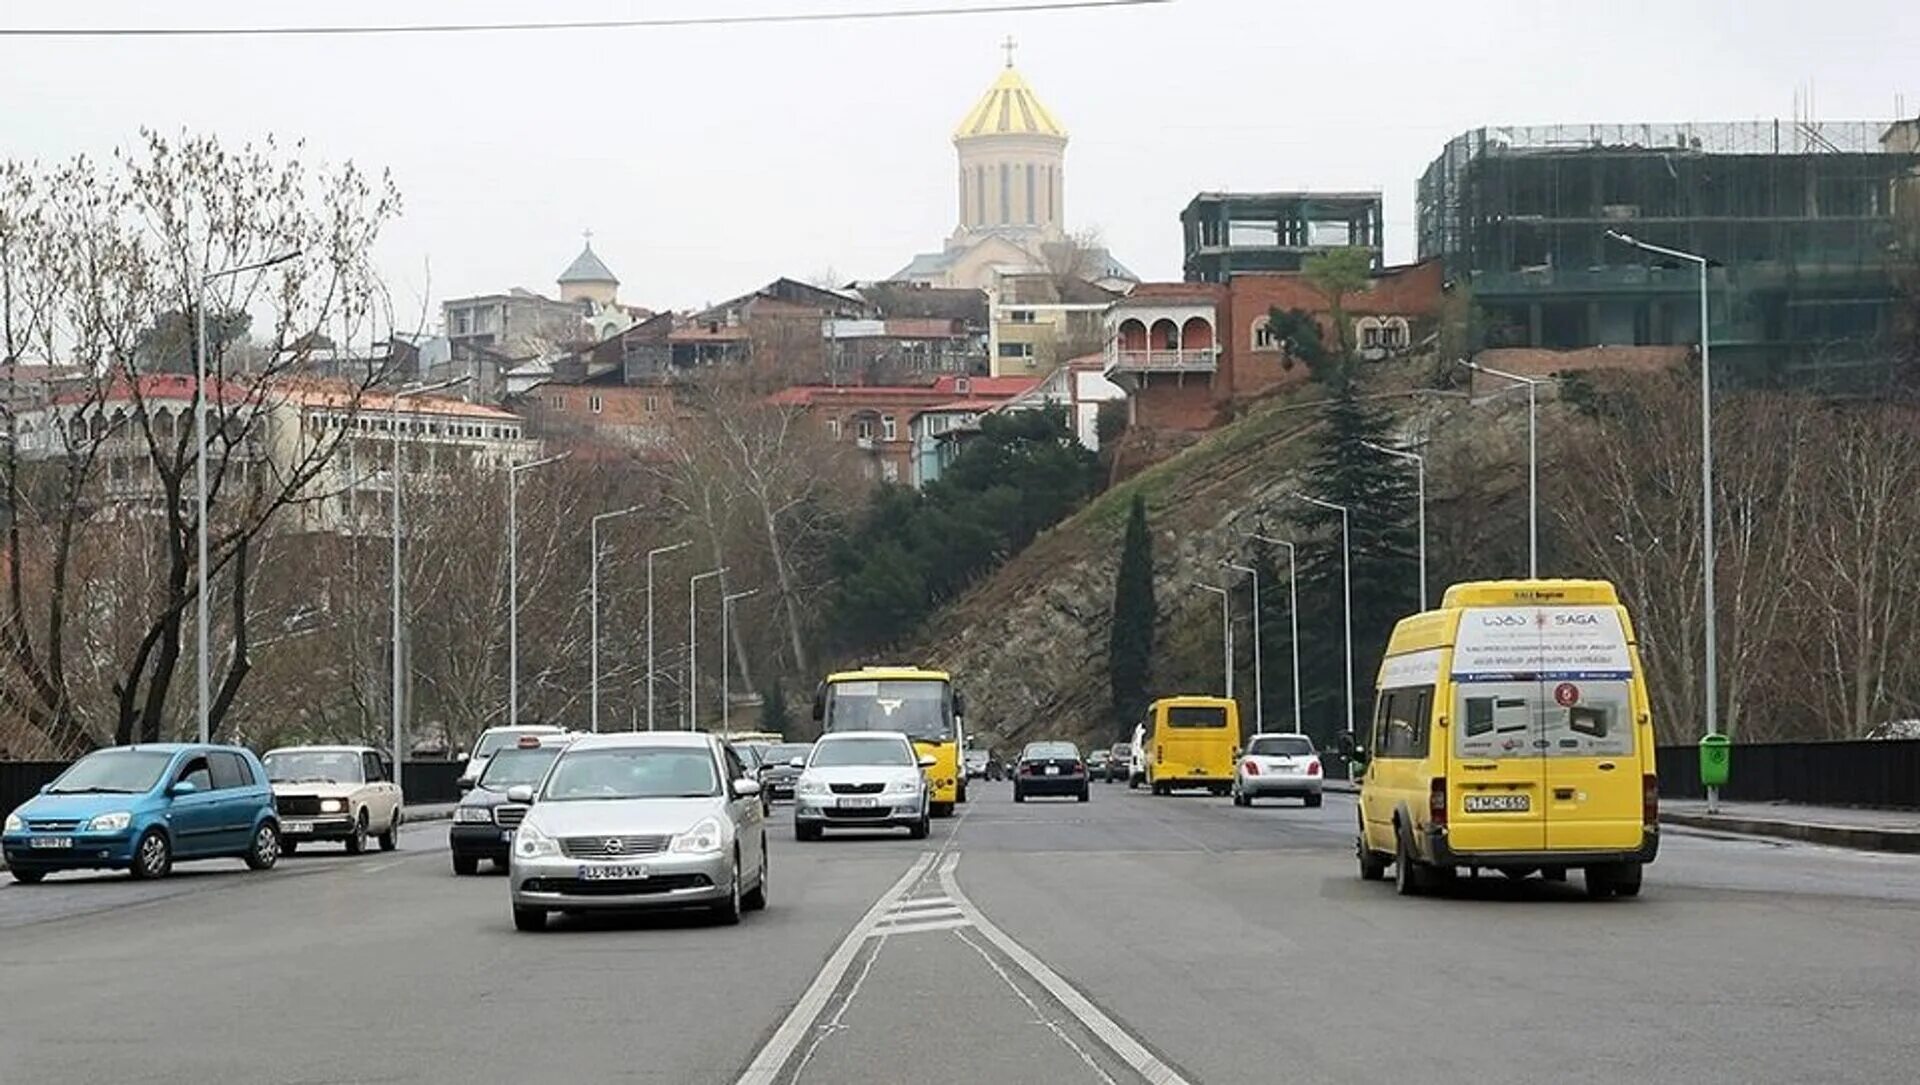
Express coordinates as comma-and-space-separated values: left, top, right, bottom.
1128, 774, 1139, 790
1584, 865, 1620, 900
452, 854, 480, 876
1077, 787, 1089, 803
1013, 788, 1025, 803
10, 868, 46, 885
282, 840, 299, 856
742, 846, 769, 912
1358, 838, 1389, 882
711, 858, 743, 926
245, 822, 281, 871
344, 811, 369, 855
512, 905, 547, 932
1305, 793, 1323, 809
909, 814, 930, 840
1613, 862, 1644, 898
930, 801, 954, 818
129, 829, 172, 880
378, 811, 399, 852
1394, 827, 1424, 897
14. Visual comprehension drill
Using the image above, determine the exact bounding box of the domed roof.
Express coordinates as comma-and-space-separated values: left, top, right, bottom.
953, 65, 1066, 141
558, 242, 618, 285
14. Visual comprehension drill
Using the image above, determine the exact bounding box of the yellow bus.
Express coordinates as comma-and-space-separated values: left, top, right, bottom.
1143, 695, 1242, 796
814, 667, 968, 815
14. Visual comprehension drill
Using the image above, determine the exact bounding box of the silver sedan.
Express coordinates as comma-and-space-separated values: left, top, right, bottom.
506, 732, 768, 931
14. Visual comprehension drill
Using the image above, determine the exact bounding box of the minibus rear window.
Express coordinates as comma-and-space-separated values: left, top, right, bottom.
1165, 706, 1228, 729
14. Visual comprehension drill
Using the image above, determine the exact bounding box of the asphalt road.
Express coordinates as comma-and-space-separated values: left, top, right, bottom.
3, 780, 1918, 1084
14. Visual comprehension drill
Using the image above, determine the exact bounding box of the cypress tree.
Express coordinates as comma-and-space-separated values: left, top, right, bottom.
1108, 494, 1156, 738
760, 678, 792, 737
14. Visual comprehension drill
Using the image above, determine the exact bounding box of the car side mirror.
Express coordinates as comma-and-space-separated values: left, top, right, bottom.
505, 785, 535, 804
735, 778, 762, 798
455, 751, 469, 763
917, 755, 937, 769
169, 781, 198, 797
38, 784, 51, 795
953, 691, 967, 717
788, 757, 805, 769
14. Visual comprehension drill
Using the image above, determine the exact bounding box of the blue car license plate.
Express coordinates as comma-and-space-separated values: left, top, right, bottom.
29, 836, 73, 849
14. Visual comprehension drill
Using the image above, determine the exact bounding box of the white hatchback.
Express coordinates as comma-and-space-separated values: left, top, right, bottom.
1232, 733, 1323, 807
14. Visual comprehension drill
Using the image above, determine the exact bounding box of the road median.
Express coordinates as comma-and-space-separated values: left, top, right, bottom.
1662, 805, 1920, 854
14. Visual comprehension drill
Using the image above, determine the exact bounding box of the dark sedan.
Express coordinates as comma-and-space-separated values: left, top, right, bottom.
758, 741, 813, 801
1013, 741, 1089, 803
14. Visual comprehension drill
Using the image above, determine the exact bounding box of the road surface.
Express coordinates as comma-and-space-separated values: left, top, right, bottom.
3, 781, 1917, 1084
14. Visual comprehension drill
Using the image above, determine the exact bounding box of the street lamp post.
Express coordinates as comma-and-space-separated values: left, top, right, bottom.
193, 249, 301, 743
1607, 229, 1719, 811
589, 504, 644, 733
389, 374, 471, 790
1251, 534, 1302, 735
1459, 359, 1543, 578
1196, 584, 1232, 699
1292, 492, 1354, 736
644, 540, 690, 731
506, 451, 570, 727
1222, 560, 1262, 734
721, 588, 760, 732
688, 566, 728, 730
1361, 440, 1428, 611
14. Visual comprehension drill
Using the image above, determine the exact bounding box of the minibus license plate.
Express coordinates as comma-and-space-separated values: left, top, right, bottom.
1464, 794, 1529, 813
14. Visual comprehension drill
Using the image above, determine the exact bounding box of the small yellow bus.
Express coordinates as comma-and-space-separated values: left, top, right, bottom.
814, 667, 968, 815
1143, 695, 1241, 796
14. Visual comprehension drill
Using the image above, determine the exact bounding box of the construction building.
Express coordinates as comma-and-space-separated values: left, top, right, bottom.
1417, 120, 1920, 380
1181, 192, 1385, 283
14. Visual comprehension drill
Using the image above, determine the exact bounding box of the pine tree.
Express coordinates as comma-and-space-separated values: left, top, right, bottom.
1108, 494, 1156, 739
1292, 381, 1420, 747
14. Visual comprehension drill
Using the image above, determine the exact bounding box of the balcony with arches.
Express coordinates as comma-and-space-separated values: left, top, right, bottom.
1103, 304, 1218, 386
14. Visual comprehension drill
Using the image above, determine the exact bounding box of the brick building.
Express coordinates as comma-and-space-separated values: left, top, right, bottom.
767, 374, 1037, 486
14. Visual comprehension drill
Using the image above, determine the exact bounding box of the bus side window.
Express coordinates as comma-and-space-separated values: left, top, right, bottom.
1410, 688, 1433, 758
1371, 692, 1396, 757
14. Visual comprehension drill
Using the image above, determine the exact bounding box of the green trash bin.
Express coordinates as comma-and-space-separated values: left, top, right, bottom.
1698, 733, 1731, 789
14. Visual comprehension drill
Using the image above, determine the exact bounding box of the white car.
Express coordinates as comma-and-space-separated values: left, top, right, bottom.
263, 746, 405, 854
793, 731, 934, 841
1232, 733, 1324, 807
1127, 722, 1149, 789
458, 724, 568, 794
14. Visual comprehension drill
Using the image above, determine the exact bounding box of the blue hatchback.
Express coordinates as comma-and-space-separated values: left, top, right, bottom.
3, 744, 282, 883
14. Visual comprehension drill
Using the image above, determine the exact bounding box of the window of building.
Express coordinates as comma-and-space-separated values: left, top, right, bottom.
1008, 309, 1037, 325
1252, 317, 1281, 351
998, 342, 1034, 359
646, 395, 660, 412
549, 395, 565, 409
955, 376, 971, 394
1362, 324, 1382, 349
882, 415, 897, 441
827, 418, 841, 439
1045, 165, 1054, 222
999, 162, 1010, 224
976, 166, 986, 224
856, 418, 874, 441
1025, 164, 1036, 225
589, 394, 604, 414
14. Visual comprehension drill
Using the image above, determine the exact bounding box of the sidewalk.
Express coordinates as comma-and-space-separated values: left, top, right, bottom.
1662, 800, 1920, 854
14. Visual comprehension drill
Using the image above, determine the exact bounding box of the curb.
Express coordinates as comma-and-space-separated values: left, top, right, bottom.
1662, 812, 1920, 854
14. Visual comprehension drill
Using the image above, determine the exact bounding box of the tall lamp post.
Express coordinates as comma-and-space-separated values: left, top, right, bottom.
193, 248, 301, 742
1292, 492, 1354, 736
721, 588, 759, 732
688, 566, 728, 730
1195, 584, 1232, 699
1459, 359, 1543, 578
1607, 228, 1720, 810
589, 504, 644, 733
390, 374, 471, 788
1251, 533, 1302, 735
1361, 440, 1428, 611
1222, 560, 1262, 734
644, 540, 690, 731
506, 451, 571, 727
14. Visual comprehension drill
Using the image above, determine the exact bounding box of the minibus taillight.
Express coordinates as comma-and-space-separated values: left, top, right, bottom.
1306, 760, 1322, 777
1643, 774, 1659, 825
1429, 777, 1448, 827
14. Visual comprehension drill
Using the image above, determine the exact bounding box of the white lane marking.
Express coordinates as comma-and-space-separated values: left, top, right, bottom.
734, 852, 934, 1085
954, 926, 1119, 1085
787, 928, 888, 1083
886, 895, 955, 911
939, 854, 1193, 1085
871, 916, 971, 937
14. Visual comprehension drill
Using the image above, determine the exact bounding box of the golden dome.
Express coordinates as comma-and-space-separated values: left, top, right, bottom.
953, 65, 1066, 141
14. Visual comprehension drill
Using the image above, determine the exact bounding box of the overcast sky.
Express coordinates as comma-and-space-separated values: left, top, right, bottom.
5, 0, 1917, 327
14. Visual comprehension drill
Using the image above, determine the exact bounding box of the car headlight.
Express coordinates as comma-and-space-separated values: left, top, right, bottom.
454, 806, 493, 824
513, 824, 559, 859
320, 799, 345, 814
87, 811, 133, 833
4, 812, 21, 833
795, 778, 828, 797
886, 778, 921, 794
670, 816, 725, 855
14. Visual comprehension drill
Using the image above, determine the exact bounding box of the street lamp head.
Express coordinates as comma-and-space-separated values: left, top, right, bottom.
1605, 229, 1638, 247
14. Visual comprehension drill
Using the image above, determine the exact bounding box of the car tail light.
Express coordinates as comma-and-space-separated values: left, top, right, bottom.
1306, 759, 1322, 777
1070, 761, 1084, 774
1643, 774, 1659, 825
1019, 762, 1034, 776
1430, 777, 1448, 827
1243, 760, 1260, 776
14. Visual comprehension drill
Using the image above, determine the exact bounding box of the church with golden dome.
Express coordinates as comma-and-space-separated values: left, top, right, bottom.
893, 44, 1134, 293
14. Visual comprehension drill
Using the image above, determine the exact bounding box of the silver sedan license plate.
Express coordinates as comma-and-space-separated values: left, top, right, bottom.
579, 863, 650, 881
1464, 794, 1530, 813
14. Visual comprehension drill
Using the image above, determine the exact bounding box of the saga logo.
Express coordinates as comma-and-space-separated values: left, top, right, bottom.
1552, 613, 1602, 627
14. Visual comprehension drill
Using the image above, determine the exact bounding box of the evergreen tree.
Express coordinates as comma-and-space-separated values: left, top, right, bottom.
1108, 494, 1156, 738
760, 678, 792, 737
1292, 382, 1420, 747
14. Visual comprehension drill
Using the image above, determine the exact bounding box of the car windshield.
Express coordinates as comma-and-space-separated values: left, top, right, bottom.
765, 743, 811, 766
1248, 735, 1316, 757
475, 730, 555, 759
1024, 742, 1078, 760
811, 737, 914, 768
824, 679, 952, 742
47, 749, 175, 795
478, 747, 562, 790
264, 750, 365, 784
541, 746, 719, 801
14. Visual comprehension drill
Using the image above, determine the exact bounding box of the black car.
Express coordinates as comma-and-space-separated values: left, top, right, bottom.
757, 741, 813, 801
1013, 741, 1089, 803
448, 736, 570, 875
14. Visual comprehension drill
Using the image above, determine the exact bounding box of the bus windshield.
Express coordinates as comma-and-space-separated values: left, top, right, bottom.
824, 679, 952, 743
